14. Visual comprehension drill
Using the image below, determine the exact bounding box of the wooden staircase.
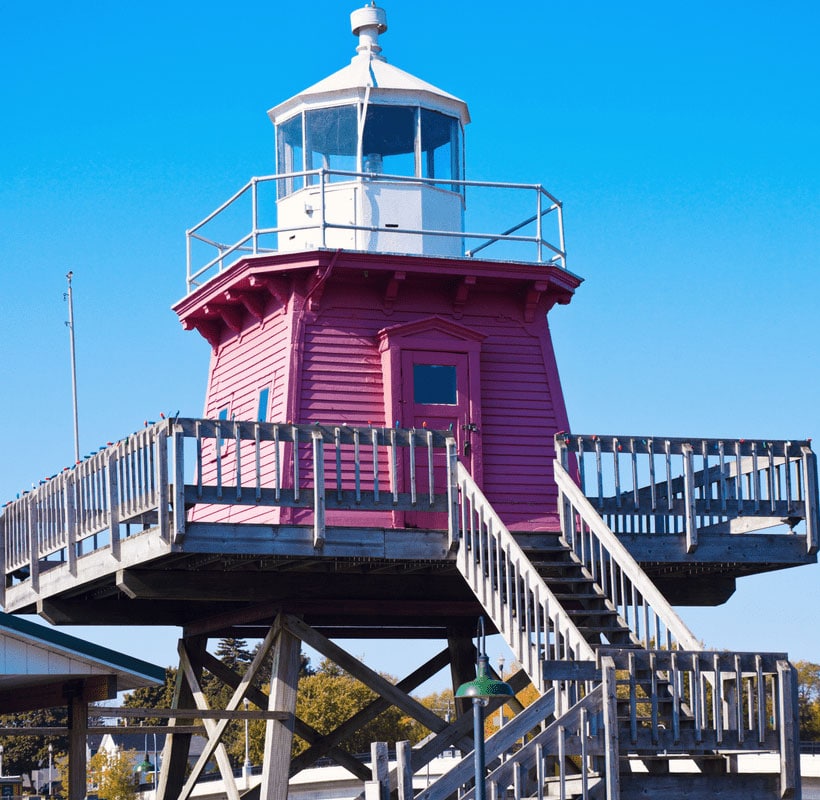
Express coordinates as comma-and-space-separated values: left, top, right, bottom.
422, 457, 804, 799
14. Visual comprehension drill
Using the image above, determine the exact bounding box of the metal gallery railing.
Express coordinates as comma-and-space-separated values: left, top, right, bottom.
556, 433, 819, 554
185, 169, 567, 291
0, 419, 458, 594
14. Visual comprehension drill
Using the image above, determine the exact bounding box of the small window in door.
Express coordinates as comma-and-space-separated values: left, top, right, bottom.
413, 364, 457, 405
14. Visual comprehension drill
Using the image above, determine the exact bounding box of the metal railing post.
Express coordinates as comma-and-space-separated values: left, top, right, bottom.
535, 187, 543, 263
320, 169, 327, 249
251, 178, 259, 255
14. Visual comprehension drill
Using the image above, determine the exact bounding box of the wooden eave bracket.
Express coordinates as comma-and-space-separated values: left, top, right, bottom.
249, 275, 289, 313
181, 317, 222, 350
524, 280, 549, 322
384, 271, 406, 312
453, 275, 477, 317
224, 289, 266, 322
203, 303, 244, 336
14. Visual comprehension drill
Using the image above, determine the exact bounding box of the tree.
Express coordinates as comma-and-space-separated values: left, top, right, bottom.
796, 660, 820, 740
293, 658, 418, 756
0, 708, 67, 786
86, 748, 138, 800
121, 668, 177, 725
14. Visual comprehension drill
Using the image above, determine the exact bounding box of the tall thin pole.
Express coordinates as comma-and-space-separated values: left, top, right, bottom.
65, 271, 80, 463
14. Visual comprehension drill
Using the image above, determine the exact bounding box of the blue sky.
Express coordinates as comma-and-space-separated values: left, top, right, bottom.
1, 0, 818, 684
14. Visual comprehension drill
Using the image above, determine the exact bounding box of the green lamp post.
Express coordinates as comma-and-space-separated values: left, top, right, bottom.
455, 618, 514, 800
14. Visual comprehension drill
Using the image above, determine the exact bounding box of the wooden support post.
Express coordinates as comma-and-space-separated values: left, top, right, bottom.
312, 431, 326, 549
106, 449, 120, 561
259, 616, 301, 800
448, 624, 477, 723
802, 446, 819, 555
777, 660, 801, 799
446, 437, 459, 551
67, 690, 88, 800
396, 740, 413, 800
28, 494, 40, 591
601, 657, 620, 800
172, 423, 187, 542
157, 636, 206, 800
156, 428, 170, 542
682, 443, 698, 553
370, 741, 390, 800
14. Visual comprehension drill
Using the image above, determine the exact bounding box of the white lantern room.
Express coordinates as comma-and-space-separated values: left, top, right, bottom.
269, 5, 470, 257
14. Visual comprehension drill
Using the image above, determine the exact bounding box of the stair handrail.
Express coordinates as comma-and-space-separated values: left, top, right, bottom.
455, 462, 597, 694
413, 688, 557, 800
554, 459, 701, 651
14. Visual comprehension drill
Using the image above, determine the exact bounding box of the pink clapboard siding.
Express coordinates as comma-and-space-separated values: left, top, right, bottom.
178, 250, 578, 532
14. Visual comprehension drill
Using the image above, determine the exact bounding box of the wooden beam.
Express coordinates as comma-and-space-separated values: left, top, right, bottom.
201, 652, 371, 782
89, 706, 289, 721
284, 615, 456, 739
157, 636, 204, 800
260, 615, 300, 800
290, 647, 451, 774
67, 692, 87, 800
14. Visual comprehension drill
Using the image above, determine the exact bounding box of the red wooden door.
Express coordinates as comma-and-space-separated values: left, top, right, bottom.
401, 350, 477, 526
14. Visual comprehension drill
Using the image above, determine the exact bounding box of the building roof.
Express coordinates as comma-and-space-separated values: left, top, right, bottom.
268, 12, 470, 124
0, 612, 164, 712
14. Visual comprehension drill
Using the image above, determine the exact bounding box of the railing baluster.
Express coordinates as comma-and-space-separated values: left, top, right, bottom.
335, 427, 343, 503
292, 424, 300, 503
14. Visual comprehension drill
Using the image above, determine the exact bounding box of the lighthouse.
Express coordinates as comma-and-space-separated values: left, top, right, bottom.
175, 4, 580, 532
1, 5, 811, 798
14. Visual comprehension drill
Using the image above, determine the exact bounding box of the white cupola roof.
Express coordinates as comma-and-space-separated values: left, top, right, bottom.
268, 4, 470, 126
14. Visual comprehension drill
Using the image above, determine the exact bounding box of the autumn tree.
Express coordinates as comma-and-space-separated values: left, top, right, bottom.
796, 660, 820, 740
86, 748, 138, 800
294, 658, 420, 756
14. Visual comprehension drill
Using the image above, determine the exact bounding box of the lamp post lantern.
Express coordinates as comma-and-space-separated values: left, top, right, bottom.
455, 619, 513, 800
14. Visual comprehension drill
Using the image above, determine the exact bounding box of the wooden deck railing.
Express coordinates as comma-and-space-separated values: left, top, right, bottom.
556, 433, 819, 554
454, 462, 597, 699
0, 419, 458, 594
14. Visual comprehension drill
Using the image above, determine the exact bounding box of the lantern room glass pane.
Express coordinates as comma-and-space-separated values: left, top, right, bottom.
421, 109, 461, 191
362, 105, 417, 177
305, 106, 358, 182
413, 364, 457, 405
276, 114, 304, 197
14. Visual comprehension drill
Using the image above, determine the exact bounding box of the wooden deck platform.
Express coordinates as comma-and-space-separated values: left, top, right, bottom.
1, 421, 816, 630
